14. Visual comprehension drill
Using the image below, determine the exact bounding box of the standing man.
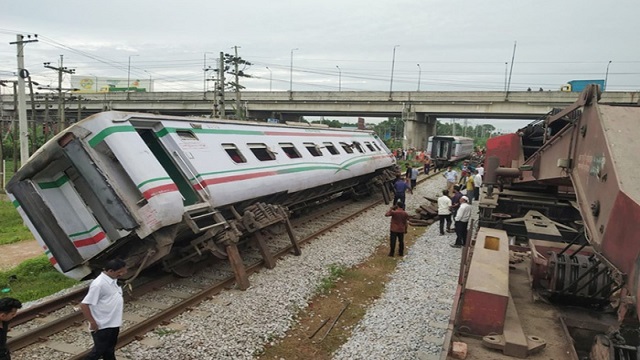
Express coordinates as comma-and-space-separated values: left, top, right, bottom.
0, 298, 22, 360
410, 166, 419, 189
81, 259, 127, 360
443, 166, 458, 195
476, 162, 484, 178
459, 160, 470, 186
452, 196, 472, 248
385, 202, 409, 257
393, 175, 412, 208
423, 156, 431, 175
450, 185, 463, 220
465, 173, 475, 205
437, 190, 452, 235
473, 169, 483, 201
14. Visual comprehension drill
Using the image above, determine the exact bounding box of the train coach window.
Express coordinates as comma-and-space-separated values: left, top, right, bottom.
248, 143, 276, 161
353, 141, 364, 153
339, 142, 354, 154
222, 144, 247, 163
177, 130, 199, 141
280, 143, 302, 159
323, 142, 339, 155
304, 142, 323, 157
373, 143, 382, 151
364, 142, 376, 152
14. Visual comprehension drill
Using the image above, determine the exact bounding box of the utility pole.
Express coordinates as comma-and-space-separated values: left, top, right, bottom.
44, 55, 75, 132
203, 52, 214, 92
505, 41, 517, 99
10, 34, 38, 166
28, 77, 37, 154
218, 52, 226, 118
233, 46, 242, 119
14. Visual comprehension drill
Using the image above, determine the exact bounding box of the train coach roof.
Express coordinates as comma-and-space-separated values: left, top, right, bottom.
84, 111, 375, 134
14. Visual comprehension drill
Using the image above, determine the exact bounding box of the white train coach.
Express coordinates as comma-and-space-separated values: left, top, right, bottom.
7, 112, 397, 287
425, 135, 474, 169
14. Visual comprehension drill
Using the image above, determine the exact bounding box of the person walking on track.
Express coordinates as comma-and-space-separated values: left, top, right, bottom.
80, 259, 128, 360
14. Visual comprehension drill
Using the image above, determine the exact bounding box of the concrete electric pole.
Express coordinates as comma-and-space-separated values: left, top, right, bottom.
44, 55, 76, 132
233, 46, 242, 119
218, 51, 226, 118
10, 34, 38, 166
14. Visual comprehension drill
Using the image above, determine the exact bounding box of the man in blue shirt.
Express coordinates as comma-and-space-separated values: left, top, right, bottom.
393, 175, 412, 209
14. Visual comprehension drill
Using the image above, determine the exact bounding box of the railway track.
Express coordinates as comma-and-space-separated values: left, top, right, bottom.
9, 194, 386, 359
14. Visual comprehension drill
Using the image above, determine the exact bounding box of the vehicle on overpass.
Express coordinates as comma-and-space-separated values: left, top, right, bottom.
560, 79, 605, 92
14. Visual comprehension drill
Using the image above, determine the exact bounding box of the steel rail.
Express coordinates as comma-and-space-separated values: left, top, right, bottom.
12, 286, 88, 326
70, 196, 388, 359
7, 275, 175, 351
14, 169, 438, 358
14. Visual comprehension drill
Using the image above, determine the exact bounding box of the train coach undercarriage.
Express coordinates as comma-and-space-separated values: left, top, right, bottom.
98, 167, 398, 291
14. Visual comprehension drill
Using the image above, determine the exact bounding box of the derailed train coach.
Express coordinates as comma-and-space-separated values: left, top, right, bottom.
424, 135, 474, 168
6, 111, 397, 283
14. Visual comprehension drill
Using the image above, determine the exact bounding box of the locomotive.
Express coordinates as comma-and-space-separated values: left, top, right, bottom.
6, 111, 397, 287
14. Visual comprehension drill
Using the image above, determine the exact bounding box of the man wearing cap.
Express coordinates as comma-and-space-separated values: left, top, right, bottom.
452, 196, 472, 248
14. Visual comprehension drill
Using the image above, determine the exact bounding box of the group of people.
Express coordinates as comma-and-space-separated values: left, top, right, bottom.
385, 159, 485, 256
0, 259, 128, 360
437, 186, 472, 248
442, 161, 484, 203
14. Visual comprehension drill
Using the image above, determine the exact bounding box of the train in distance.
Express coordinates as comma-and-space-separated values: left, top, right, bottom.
424, 135, 474, 169
6, 111, 398, 285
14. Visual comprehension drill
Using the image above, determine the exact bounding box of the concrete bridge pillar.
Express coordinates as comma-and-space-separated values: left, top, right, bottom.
403, 113, 437, 150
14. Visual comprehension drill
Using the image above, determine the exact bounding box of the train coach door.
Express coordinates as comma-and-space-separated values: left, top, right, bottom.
137, 129, 201, 206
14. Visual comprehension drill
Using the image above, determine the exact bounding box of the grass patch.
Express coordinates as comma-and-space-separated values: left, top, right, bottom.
154, 328, 179, 336
317, 264, 346, 294
0, 199, 33, 245
0, 256, 78, 302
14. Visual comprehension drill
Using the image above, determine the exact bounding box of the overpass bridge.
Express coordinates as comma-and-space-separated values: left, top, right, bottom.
1, 90, 638, 148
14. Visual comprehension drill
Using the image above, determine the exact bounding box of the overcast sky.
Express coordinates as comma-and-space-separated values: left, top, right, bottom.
1, 0, 638, 131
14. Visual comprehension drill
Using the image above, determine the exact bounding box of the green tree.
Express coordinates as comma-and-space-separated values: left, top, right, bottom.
223, 52, 252, 119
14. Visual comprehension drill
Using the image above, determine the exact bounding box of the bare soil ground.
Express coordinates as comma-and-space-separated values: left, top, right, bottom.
0, 240, 42, 270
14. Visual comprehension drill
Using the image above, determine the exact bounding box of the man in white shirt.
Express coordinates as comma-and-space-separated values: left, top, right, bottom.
452, 196, 472, 248
443, 166, 458, 195
473, 169, 483, 201
437, 190, 452, 235
80, 259, 127, 360
476, 164, 484, 177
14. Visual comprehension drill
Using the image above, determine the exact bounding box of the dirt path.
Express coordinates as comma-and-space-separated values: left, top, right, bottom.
0, 240, 43, 270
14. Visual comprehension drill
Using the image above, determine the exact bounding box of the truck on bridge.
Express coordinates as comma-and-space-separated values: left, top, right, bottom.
560, 79, 605, 92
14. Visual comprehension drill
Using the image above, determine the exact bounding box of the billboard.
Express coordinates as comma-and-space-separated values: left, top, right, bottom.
71, 75, 153, 93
